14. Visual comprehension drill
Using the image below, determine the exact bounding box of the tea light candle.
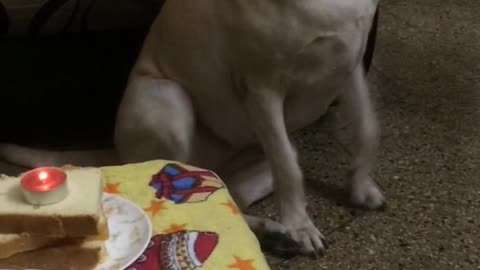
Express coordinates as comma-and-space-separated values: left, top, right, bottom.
20, 167, 68, 206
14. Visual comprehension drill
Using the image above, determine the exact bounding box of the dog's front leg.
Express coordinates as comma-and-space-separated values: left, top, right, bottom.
340, 66, 385, 209
245, 85, 325, 255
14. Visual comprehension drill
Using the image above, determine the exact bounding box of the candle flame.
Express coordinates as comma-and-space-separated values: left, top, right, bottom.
38, 172, 48, 181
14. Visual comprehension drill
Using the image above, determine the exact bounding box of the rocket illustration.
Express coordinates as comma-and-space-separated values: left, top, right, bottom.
127, 230, 219, 270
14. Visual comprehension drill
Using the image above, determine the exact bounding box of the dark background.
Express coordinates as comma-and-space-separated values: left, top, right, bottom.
0, 29, 147, 149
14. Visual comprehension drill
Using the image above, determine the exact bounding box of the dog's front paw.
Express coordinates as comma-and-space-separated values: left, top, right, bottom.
350, 175, 385, 210
282, 213, 325, 255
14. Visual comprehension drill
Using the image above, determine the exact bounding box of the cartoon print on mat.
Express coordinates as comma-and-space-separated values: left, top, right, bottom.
149, 163, 224, 204
126, 230, 219, 270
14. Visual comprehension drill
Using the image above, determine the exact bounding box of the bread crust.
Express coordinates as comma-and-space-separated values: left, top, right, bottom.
0, 214, 99, 237
0, 240, 105, 270
0, 233, 61, 259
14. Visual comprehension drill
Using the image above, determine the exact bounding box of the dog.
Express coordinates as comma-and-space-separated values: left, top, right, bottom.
0, 0, 384, 255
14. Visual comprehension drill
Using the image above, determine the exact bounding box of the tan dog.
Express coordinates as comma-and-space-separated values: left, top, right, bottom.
0, 0, 384, 255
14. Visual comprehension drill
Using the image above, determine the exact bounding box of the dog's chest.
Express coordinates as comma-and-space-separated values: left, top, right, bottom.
280, 36, 360, 132
238, 4, 373, 131
232, 0, 375, 84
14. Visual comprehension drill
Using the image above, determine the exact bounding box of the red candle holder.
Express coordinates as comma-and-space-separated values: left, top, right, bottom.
20, 167, 69, 205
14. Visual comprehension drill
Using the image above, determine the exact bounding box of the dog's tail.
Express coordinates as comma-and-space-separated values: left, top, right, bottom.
0, 143, 120, 169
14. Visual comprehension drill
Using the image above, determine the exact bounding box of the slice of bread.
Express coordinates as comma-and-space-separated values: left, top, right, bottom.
0, 167, 103, 237
0, 211, 109, 259
0, 233, 56, 259
0, 239, 107, 270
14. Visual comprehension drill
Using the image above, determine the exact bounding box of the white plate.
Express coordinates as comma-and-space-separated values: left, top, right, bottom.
95, 193, 152, 270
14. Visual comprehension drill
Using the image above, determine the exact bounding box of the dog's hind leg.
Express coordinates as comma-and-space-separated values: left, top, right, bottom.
220, 146, 272, 209
114, 73, 195, 164
339, 66, 385, 209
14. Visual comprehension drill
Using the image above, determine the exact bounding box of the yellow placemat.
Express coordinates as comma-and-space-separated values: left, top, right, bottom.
101, 160, 270, 270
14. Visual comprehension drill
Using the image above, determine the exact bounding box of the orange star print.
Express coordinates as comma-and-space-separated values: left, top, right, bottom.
103, 183, 121, 194
222, 200, 240, 215
163, 223, 187, 234
228, 256, 256, 270
144, 200, 167, 217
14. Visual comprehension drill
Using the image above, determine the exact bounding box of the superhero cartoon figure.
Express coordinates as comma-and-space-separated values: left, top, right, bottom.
149, 163, 224, 204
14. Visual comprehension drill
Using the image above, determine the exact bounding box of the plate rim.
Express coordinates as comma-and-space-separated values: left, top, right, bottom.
97, 192, 153, 270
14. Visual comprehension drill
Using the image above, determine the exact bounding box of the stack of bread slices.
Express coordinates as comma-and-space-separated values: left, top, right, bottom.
0, 167, 109, 270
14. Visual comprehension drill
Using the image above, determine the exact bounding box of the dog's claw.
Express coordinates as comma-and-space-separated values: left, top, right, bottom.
322, 239, 329, 250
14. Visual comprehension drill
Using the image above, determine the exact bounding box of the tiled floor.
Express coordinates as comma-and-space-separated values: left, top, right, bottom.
1, 0, 479, 269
